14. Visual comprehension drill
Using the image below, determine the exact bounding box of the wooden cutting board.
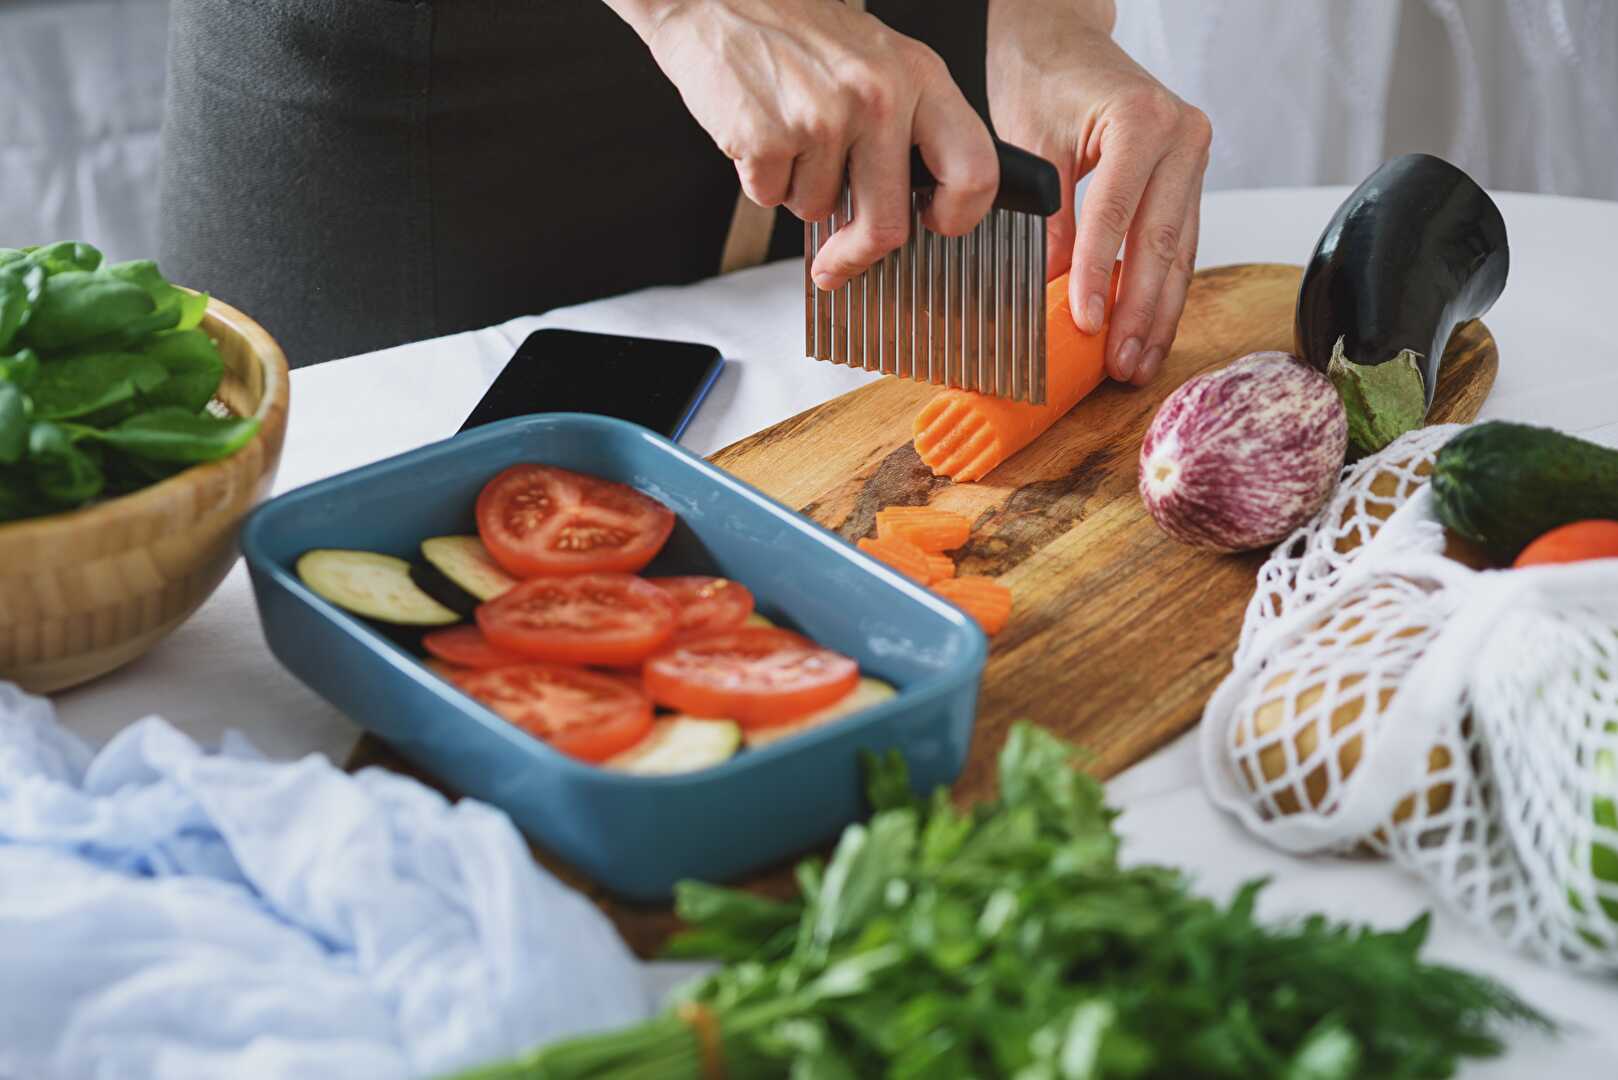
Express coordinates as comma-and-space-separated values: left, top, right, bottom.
348, 262, 1496, 955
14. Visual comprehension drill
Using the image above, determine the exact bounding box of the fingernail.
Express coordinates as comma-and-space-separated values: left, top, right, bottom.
1137, 346, 1164, 384
813, 270, 837, 291
1083, 293, 1105, 333
1116, 337, 1142, 381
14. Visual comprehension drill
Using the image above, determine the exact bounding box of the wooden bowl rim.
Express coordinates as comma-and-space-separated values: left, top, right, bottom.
0, 292, 290, 539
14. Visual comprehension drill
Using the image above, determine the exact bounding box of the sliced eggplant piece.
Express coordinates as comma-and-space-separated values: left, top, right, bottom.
410, 562, 480, 619
1294, 152, 1508, 456
744, 677, 897, 749
421, 536, 517, 601
296, 549, 460, 626
605, 716, 741, 775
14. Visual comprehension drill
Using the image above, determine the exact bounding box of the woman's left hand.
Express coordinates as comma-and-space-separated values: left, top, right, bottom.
986, 0, 1212, 386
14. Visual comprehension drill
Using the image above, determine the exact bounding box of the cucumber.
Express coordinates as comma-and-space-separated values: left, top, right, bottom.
605, 717, 741, 775
296, 549, 460, 626
744, 677, 898, 749
421, 536, 516, 601
1431, 421, 1618, 563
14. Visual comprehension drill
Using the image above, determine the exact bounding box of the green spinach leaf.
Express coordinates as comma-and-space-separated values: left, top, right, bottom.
0, 262, 46, 353
0, 348, 42, 390
20, 270, 156, 353
28, 421, 103, 505
29, 352, 169, 421
0, 383, 28, 464
103, 260, 210, 340
24, 241, 103, 275
0, 467, 46, 521
135, 329, 224, 412
82, 407, 259, 463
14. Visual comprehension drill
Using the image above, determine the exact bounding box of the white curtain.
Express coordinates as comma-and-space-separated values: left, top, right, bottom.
1111, 0, 1618, 198
0, 0, 171, 263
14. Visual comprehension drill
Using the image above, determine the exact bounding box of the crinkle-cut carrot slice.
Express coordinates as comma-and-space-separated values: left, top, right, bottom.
913, 264, 1121, 483
874, 506, 972, 552
930, 575, 1012, 635
923, 553, 955, 583
856, 536, 932, 583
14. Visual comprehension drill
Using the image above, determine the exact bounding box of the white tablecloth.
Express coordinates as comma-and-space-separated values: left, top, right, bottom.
50, 188, 1618, 1076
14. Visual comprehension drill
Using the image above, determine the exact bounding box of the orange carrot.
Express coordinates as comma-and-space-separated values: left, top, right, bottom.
913, 263, 1122, 482
931, 575, 1013, 635
857, 536, 932, 582
923, 552, 955, 583
874, 507, 972, 552
1513, 520, 1618, 568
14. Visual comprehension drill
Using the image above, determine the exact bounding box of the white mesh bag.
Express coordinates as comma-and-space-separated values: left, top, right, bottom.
1236, 422, 1470, 666
1201, 424, 1618, 972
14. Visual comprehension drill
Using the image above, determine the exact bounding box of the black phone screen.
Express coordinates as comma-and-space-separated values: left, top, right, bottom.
458, 328, 726, 439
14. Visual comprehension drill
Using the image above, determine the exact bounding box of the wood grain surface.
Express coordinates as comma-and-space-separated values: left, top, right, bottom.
348, 262, 1496, 956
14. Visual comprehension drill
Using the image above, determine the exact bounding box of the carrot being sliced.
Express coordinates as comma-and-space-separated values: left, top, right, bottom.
931, 575, 1013, 635
857, 536, 932, 583
923, 553, 955, 584
913, 263, 1122, 482
874, 507, 972, 552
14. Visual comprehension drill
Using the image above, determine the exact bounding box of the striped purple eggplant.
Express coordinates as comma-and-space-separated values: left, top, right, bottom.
1138, 351, 1348, 552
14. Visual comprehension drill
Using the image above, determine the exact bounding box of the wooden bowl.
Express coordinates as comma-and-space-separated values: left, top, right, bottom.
0, 296, 290, 693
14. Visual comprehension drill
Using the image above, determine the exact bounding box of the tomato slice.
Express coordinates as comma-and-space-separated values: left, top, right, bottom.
452, 663, 654, 762
422, 625, 530, 669
476, 572, 678, 666
644, 627, 860, 728
648, 576, 756, 639
475, 464, 676, 577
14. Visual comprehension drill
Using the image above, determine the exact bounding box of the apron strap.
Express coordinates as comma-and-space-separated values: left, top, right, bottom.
717, 0, 867, 273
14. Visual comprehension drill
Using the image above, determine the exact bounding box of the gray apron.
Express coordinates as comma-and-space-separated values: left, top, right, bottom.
159, 0, 986, 367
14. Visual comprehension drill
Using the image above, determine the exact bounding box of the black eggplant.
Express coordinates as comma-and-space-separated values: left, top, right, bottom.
1294, 153, 1508, 456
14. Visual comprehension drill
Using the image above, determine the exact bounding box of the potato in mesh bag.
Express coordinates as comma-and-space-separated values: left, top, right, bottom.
1222, 571, 1463, 847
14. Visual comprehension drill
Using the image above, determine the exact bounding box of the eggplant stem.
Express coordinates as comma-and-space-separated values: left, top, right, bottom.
1326, 336, 1427, 457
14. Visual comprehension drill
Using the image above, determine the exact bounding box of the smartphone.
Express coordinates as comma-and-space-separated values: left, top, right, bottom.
459, 328, 726, 439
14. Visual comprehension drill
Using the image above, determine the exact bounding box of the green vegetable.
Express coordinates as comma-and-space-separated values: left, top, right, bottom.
135, 329, 225, 412
0, 383, 28, 464
0, 261, 46, 352
0, 467, 48, 522
102, 260, 210, 341
20, 270, 156, 352
79, 407, 260, 464
30, 351, 168, 420
449, 723, 1553, 1080
22, 241, 103, 275
1432, 421, 1618, 563
0, 348, 42, 390
0, 239, 253, 522
28, 421, 103, 505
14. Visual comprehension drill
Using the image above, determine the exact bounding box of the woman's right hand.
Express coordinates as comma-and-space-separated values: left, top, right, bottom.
608, 0, 999, 291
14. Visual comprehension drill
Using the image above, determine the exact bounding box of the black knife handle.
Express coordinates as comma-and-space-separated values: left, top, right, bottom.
909, 139, 1062, 217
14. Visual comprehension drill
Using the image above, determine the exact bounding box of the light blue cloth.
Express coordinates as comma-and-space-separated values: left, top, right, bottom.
0, 683, 650, 1080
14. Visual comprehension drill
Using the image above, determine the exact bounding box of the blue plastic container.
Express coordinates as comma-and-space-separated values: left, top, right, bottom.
240, 414, 986, 902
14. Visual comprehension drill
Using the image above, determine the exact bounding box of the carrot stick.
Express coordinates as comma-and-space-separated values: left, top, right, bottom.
923, 553, 955, 583
857, 536, 933, 583
913, 263, 1122, 482
874, 507, 972, 552
931, 576, 1013, 635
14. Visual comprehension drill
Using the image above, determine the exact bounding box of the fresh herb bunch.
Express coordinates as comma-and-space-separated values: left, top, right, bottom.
452, 722, 1552, 1080
0, 241, 260, 521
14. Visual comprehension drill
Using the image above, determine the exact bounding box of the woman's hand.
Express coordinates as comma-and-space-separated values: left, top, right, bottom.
610, 0, 999, 291
987, 0, 1212, 386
